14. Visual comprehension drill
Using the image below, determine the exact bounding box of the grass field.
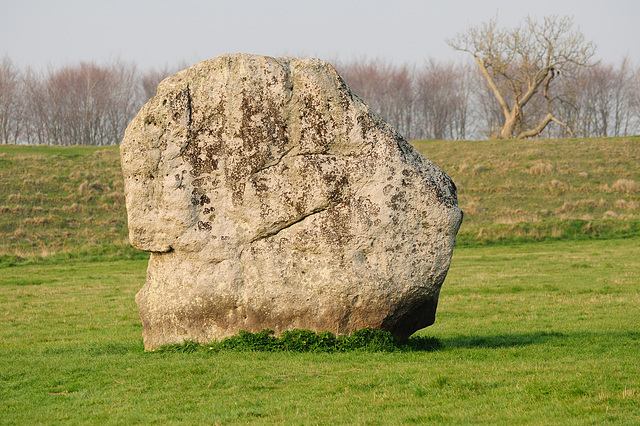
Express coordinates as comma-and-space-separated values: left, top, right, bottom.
1, 239, 638, 423
1, 139, 639, 423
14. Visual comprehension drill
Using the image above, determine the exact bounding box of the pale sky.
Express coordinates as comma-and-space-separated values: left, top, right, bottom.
2, 0, 639, 71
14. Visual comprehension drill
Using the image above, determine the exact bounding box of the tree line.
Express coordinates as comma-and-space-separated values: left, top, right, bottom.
337, 17, 639, 141
0, 57, 182, 146
1, 53, 639, 145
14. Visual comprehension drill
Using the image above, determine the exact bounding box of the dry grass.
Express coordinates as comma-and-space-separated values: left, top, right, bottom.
529, 161, 555, 175
61, 203, 82, 213
12, 228, 26, 238
613, 179, 639, 193
548, 179, 568, 190
559, 199, 607, 213
1, 137, 639, 260
615, 199, 639, 210
23, 216, 54, 225
413, 136, 640, 244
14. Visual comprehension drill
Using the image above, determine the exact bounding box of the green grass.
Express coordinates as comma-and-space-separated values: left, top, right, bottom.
155, 327, 433, 354
1, 238, 638, 423
1, 139, 639, 423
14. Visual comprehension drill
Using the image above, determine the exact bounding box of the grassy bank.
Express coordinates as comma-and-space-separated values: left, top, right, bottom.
0, 145, 136, 263
1, 137, 639, 264
1, 238, 638, 423
414, 136, 640, 246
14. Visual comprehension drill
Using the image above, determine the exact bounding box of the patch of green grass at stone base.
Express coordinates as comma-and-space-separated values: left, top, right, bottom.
156, 328, 441, 354
1, 238, 638, 424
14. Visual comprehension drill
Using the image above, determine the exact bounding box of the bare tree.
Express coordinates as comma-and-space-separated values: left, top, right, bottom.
335, 58, 418, 139
23, 66, 67, 145
631, 65, 640, 132
554, 58, 639, 138
609, 57, 636, 137
472, 75, 507, 138
21, 60, 144, 146
140, 67, 169, 102
0, 56, 25, 144
42, 63, 109, 145
414, 59, 470, 140
578, 63, 616, 137
447, 15, 596, 139
103, 60, 140, 145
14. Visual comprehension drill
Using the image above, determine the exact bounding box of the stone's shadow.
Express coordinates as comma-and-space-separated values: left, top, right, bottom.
401, 336, 444, 352
403, 331, 568, 352
76, 331, 637, 354
436, 331, 565, 350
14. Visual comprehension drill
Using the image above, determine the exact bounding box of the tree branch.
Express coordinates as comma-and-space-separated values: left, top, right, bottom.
516, 112, 573, 139
519, 67, 553, 108
474, 56, 510, 116
550, 115, 574, 137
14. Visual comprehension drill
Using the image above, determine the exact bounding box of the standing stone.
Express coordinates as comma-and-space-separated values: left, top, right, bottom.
121, 53, 462, 350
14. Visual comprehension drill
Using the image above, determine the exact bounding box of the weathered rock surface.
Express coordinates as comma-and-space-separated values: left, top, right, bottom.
121, 53, 463, 350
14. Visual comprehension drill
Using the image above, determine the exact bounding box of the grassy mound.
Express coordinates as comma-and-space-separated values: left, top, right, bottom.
0, 145, 130, 263
1, 136, 638, 263
413, 136, 640, 245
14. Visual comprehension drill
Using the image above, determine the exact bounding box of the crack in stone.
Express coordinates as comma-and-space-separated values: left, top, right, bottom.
249, 205, 328, 244
181, 84, 193, 157
294, 152, 356, 158
254, 145, 295, 174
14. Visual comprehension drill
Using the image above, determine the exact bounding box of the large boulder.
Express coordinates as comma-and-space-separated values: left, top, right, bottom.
121, 53, 463, 350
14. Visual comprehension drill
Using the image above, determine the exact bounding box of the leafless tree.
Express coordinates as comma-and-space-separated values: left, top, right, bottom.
448, 15, 596, 139
630, 65, 640, 132
44, 62, 108, 145
21, 60, 143, 146
141, 67, 169, 102
0, 56, 25, 144
553, 58, 639, 138
472, 74, 507, 139
103, 61, 140, 145
578, 63, 616, 137
414, 59, 470, 140
608, 57, 636, 137
336, 58, 418, 139
336, 57, 474, 140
